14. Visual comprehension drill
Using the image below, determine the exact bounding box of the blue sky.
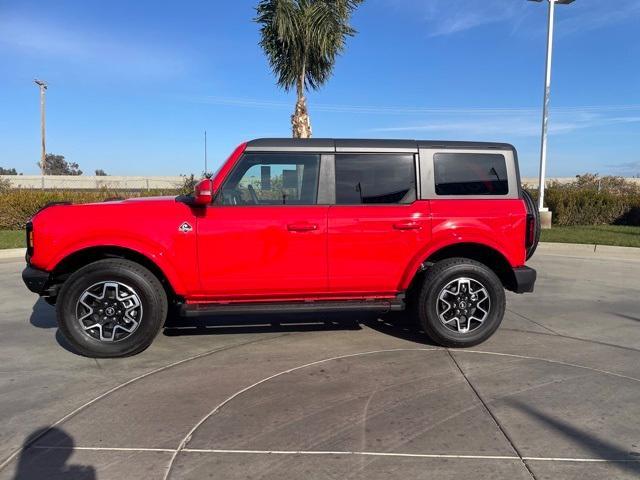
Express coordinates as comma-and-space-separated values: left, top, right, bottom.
0, 0, 639, 177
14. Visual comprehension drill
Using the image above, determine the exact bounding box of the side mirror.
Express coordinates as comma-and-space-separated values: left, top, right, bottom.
193, 178, 214, 206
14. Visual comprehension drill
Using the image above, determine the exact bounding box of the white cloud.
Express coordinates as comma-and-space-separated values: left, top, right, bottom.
370, 111, 640, 138
0, 13, 186, 79
388, 0, 640, 37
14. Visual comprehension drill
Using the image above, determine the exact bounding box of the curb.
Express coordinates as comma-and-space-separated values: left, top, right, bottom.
537, 242, 640, 260
0, 248, 26, 260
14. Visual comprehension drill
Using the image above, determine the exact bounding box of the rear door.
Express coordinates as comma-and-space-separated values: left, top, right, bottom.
328, 152, 431, 296
196, 152, 329, 300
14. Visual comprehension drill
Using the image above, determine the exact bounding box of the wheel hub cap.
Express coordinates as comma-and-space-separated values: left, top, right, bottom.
75, 281, 143, 342
436, 277, 490, 334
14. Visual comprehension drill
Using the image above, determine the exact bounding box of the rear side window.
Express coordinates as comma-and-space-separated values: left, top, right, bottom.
434, 153, 508, 196
335, 154, 416, 204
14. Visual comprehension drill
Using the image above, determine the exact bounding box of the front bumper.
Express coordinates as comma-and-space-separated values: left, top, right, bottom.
513, 266, 536, 293
22, 266, 51, 295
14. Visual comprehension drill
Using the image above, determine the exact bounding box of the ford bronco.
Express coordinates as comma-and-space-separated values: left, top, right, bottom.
23, 139, 539, 357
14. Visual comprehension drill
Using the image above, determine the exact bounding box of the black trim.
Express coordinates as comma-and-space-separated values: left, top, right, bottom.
513, 266, 536, 293
181, 295, 405, 317
246, 138, 516, 153
22, 266, 50, 294
25, 221, 33, 256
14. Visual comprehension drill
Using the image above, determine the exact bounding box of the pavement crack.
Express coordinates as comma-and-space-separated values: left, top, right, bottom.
506, 308, 560, 336
501, 327, 640, 354
446, 349, 538, 480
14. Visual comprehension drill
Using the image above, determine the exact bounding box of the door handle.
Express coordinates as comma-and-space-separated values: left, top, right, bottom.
287, 222, 319, 232
393, 221, 422, 231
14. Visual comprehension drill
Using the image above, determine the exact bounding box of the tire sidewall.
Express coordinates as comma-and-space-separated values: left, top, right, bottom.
57, 261, 166, 357
420, 262, 505, 347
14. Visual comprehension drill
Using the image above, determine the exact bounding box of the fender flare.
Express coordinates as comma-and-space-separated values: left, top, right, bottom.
47, 238, 186, 295
399, 235, 514, 291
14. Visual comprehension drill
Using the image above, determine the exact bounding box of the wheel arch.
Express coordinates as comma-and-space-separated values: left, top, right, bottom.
50, 246, 180, 301
406, 242, 518, 293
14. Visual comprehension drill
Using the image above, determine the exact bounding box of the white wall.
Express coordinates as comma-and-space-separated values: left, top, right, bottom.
0, 175, 185, 190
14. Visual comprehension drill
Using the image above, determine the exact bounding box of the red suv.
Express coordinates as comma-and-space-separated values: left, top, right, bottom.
23, 139, 539, 357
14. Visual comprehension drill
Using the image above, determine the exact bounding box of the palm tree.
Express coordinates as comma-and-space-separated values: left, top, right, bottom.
255, 0, 363, 138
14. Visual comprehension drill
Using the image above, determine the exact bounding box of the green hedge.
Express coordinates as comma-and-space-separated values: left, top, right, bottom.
0, 189, 180, 230
526, 174, 640, 227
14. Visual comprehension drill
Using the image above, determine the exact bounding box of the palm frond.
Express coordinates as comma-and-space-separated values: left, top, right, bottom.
255, 0, 363, 92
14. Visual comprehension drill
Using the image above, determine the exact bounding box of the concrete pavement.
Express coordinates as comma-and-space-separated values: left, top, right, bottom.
0, 249, 639, 479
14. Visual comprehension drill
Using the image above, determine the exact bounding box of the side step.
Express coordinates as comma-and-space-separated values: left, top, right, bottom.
181, 296, 405, 318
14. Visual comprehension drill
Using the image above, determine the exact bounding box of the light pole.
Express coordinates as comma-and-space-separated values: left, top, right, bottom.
529, 0, 574, 227
34, 79, 48, 175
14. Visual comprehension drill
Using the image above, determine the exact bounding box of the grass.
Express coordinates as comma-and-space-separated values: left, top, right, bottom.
1, 225, 638, 249
540, 225, 640, 248
0, 230, 24, 249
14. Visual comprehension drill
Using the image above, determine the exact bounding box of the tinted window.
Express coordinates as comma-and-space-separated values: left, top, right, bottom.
335, 154, 416, 204
218, 153, 320, 205
434, 153, 508, 195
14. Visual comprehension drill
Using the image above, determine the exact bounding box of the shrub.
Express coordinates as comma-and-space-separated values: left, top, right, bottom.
0, 188, 180, 230
526, 174, 640, 226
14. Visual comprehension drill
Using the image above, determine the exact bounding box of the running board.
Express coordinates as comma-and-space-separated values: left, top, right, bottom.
181, 296, 405, 317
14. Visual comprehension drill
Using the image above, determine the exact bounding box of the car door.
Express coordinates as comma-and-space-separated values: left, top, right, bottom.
196, 152, 329, 300
328, 153, 431, 295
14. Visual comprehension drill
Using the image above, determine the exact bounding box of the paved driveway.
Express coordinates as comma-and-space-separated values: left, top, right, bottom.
1, 245, 639, 479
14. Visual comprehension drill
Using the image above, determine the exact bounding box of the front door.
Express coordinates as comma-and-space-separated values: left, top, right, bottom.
196, 152, 328, 300
328, 153, 431, 295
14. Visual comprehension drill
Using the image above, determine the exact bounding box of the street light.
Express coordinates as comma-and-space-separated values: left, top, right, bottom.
529, 0, 575, 227
34, 79, 48, 175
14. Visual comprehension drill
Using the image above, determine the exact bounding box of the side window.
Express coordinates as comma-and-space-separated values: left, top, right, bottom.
335, 154, 416, 204
217, 153, 320, 205
434, 153, 508, 196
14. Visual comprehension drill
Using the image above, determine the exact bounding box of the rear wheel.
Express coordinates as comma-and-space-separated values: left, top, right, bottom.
56, 259, 167, 357
417, 258, 505, 348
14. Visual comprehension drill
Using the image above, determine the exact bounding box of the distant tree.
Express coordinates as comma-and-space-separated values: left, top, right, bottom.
42, 154, 82, 176
0, 167, 18, 175
0, 177, 10, 192
178, 173, 198, 195
95, 169, 108, 176
255, 0, 363, 138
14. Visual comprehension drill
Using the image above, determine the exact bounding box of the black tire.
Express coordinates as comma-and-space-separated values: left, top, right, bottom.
56, 259, 167, 358
522, 190, 541, 260
417, 258, 505, 348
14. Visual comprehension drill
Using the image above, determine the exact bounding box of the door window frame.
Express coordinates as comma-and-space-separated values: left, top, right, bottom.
329, 153, 421, 206
213, 152, 330, 207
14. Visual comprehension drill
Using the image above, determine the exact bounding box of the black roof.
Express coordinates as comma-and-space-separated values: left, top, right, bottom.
245, 138, 515, 152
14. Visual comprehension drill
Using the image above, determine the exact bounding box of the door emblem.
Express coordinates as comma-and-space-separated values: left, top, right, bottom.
178, 222, 193, 233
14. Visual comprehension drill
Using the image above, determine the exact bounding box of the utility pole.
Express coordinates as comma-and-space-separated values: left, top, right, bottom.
528, 0, 575, 228
34, 79, 48, 175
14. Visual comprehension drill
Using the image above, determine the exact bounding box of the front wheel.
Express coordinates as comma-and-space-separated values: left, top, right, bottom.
56, 259, 167, 357
417, 258, 505, 348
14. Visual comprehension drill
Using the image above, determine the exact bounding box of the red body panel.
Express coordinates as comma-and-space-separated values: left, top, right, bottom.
30, 142, 530, 304
327, 202, 431, 296
195, 206, 329, 301
30, 198, 199, 296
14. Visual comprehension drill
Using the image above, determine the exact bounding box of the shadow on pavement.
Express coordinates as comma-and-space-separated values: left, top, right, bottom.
611, 312, 640, 323
28, 299, 78, 355
163, 311, 366, 336
507, 399, 640, 475
12, 427, 95, 480
362, 313, 438, 346
29, 297, 436, 347
28, 298, 56, 329
163, 310, 438, 346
